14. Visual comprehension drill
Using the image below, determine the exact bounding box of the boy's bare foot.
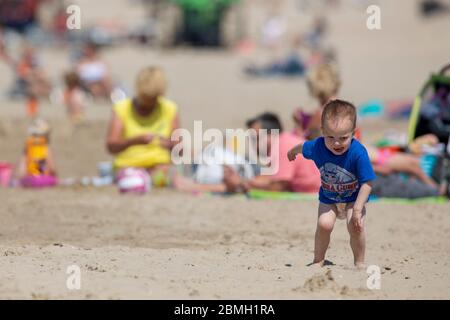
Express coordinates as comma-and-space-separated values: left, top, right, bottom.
307, 261, 324, 268
307, 259, 335, 268
355, 262, 366, 270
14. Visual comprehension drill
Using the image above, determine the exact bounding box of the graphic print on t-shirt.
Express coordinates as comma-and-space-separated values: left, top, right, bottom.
319, 162, 359, 202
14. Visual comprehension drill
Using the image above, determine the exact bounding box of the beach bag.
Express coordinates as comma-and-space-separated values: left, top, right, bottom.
117, 168, 151, 194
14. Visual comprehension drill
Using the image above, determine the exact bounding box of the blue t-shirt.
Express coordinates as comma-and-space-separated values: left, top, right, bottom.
302, 137, 376, 204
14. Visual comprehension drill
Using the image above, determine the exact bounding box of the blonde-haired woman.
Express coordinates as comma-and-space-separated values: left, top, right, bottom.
293, 63, 346, 140
106, 66, 180, 186
306, 63, 341, 106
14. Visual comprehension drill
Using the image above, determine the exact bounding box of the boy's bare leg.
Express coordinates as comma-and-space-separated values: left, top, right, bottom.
346, 203, 366, 268
313, 203, 337, 266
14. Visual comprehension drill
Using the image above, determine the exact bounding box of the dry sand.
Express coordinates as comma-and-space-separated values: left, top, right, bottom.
0, 0, 450, 299
0, 187, 449, 299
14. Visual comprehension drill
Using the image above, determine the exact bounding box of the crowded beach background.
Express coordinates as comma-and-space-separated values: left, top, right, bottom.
0, 0, 449, 299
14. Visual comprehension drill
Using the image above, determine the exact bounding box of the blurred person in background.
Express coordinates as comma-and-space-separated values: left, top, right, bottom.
174, 112, 321, 194
0, 0, 41, 35
63, 71, 86, 124
75, 42, 113, 100
173, 0, 239, 47
226, 112, 321, 193
304, 63, 340, 138
0, 40, 51, 116
292, 63, 342, 140
106, 66, 181, 188
14, 117, 58, 188
367, 145, 440, 189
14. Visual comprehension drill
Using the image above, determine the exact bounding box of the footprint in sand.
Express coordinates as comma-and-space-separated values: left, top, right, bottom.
303, 269, 336, 292
302, 270, 371, 296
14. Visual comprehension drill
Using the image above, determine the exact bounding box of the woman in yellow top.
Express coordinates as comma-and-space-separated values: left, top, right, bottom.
106, 66, 181, 182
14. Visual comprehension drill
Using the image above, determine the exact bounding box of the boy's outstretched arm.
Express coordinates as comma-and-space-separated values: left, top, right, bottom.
287, 142, 304, 161
352, 182, 373, 231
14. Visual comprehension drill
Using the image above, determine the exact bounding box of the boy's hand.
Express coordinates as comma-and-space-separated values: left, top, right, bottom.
351, 209, 363, 232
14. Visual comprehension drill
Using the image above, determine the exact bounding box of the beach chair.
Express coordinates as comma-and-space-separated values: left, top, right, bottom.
408, 64, 450, 191
408, 63, 450, 145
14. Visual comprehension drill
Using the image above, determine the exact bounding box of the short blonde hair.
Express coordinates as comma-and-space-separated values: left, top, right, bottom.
135, 66, 167, 98
306, 63, 341, 102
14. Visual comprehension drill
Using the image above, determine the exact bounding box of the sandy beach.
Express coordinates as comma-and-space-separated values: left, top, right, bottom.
0, 187, 449, 299
0, 0, 450, 299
